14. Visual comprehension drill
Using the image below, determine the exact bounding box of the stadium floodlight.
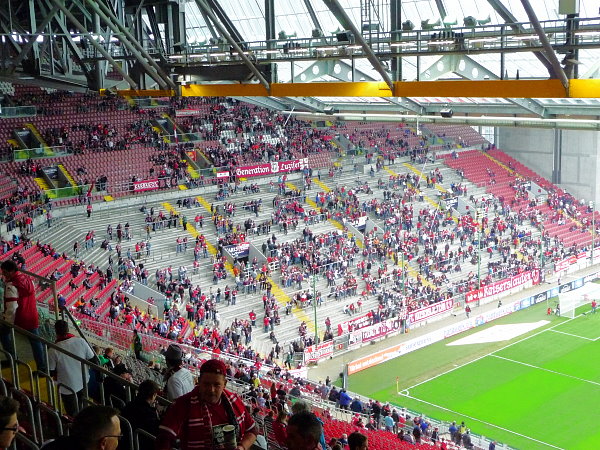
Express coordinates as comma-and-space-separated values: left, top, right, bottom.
401, 20, 415, 31
421, 19, 441, 30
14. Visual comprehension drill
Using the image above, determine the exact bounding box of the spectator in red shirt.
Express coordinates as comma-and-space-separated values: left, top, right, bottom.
273, 411, 288, 446
0, 260, 47, 374
156, 359, 256, 450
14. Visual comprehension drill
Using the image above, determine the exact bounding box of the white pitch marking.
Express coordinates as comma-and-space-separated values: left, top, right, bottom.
403, 314, 579, 392
549, 329, 596, 341
398, 392, 565, 450
489, 354, 600, 387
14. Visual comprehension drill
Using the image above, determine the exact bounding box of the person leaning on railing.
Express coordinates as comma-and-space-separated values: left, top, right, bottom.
0, 260, 47, 374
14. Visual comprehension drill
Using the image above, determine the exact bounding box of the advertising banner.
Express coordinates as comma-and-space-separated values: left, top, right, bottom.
217, 171, 230, 179
465, 269, 540, 303
408, 299, 454, 325
554, 252, 588, 273
175, 109, 203, 117
225, 242, 250, 259
304, 340, 334, 364
347, 318, 402, 349
348, 294, 540, 374
533, 291, 548, 304
555, 255, 577, 272
337, 313, 372, 336
444, 196, 459, 210
235, 158, 309, 179
133, 179, 159, 193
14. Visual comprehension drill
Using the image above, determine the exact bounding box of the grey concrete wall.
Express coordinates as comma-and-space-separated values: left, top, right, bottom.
498, 127, 600, 204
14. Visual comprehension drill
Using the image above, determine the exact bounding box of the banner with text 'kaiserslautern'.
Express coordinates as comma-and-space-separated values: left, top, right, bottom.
465, 269, 540, 303
133, 179, 159, 192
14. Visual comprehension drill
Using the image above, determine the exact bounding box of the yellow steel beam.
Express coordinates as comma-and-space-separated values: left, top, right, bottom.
102, 79, 600, 98
182, 83, 269, 96
569, 79, 600, 98
99, 88, 175, 97
272, 81, 393, 97
395, 79, 567, 98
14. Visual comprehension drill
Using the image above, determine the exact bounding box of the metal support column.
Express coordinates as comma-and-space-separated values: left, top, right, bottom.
390, 0, 401, 81
264, 0, 276, 83
552, 129, 562, 184
312, 274, 318, 344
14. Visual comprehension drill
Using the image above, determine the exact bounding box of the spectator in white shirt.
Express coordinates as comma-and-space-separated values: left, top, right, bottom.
48, 320, 96, 416
163, 344, 195, 401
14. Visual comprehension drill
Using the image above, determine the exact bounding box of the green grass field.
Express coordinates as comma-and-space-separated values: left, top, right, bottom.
346, 301, 600, 449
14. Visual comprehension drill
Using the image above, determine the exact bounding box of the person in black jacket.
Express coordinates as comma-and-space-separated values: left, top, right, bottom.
121, 380, 160, 450
103, 363, 133, 407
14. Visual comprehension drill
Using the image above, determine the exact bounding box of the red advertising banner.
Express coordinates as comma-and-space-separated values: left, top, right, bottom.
349, 317, 401, 345
555, 252, 588, 273
348, 343, 405, 375
235, 158, 309, 179
337, 312, 372, 336
465, 269, 540, 303
555, 256, 576, 272
133, 179, 159, 192
303, 340, 334, 363
407, 299, 454, 325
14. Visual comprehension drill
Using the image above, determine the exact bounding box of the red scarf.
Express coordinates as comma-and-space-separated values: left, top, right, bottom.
55, 333, 76, 343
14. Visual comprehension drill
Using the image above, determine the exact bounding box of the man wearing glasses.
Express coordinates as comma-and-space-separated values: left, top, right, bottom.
0, 396, 19, 450
40, 405, 121, 450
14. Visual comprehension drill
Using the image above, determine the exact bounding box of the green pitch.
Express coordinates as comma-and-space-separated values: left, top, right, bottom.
346, 302, 600, 449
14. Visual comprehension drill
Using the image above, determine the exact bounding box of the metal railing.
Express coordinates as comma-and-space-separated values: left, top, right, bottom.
0, 318, 167, 450
0, 106, 36, 118
13, 145, 72, 161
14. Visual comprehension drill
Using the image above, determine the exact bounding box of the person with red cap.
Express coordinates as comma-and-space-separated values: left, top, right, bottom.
156, 358, 257, 450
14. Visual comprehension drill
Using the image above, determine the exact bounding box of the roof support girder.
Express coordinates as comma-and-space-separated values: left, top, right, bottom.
419, 54, 497, 81
303, 0, 323, 35
41, 0, 93, 82
9, 3, 60, 73
419, 54, 547, 117
195, 0, 270, 90
233, 96, 287, 111
204, 0, 244, 43
506, 98, 547, 117
486, 0, 557, 78
519, 0, 569, 90
49, 0, 138, 88
390, 97, 424, 114
281, 96, 326, 113
322, 0, 393, 92
85, 0, 177, 90
292, 60, 375, 84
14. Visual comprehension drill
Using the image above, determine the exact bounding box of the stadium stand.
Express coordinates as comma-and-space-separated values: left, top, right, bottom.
1, 84, 596, 450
